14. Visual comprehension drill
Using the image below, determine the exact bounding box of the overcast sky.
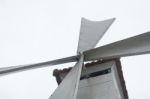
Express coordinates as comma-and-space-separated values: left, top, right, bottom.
0, 0, 150, 99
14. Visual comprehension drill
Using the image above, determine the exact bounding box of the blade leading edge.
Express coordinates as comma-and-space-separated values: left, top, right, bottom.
0, 55, 78, 76
83, 31, 150, 61
49, 55, 84, 99
77, 18, 115, 53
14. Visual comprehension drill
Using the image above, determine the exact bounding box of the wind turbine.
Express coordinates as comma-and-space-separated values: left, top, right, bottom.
0, 17, 150, 99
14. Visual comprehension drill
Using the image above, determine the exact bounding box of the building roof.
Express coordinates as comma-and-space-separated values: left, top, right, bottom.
53, 58, 129, 99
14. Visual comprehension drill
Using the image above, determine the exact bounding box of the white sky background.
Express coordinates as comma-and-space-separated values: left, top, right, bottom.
0, 0, 150, 99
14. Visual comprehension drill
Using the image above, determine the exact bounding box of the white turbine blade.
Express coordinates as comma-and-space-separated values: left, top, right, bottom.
83, 31, 150, 61
77, 18, 115, 53
0, 55, 78, 76
49, 55, 84, 99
